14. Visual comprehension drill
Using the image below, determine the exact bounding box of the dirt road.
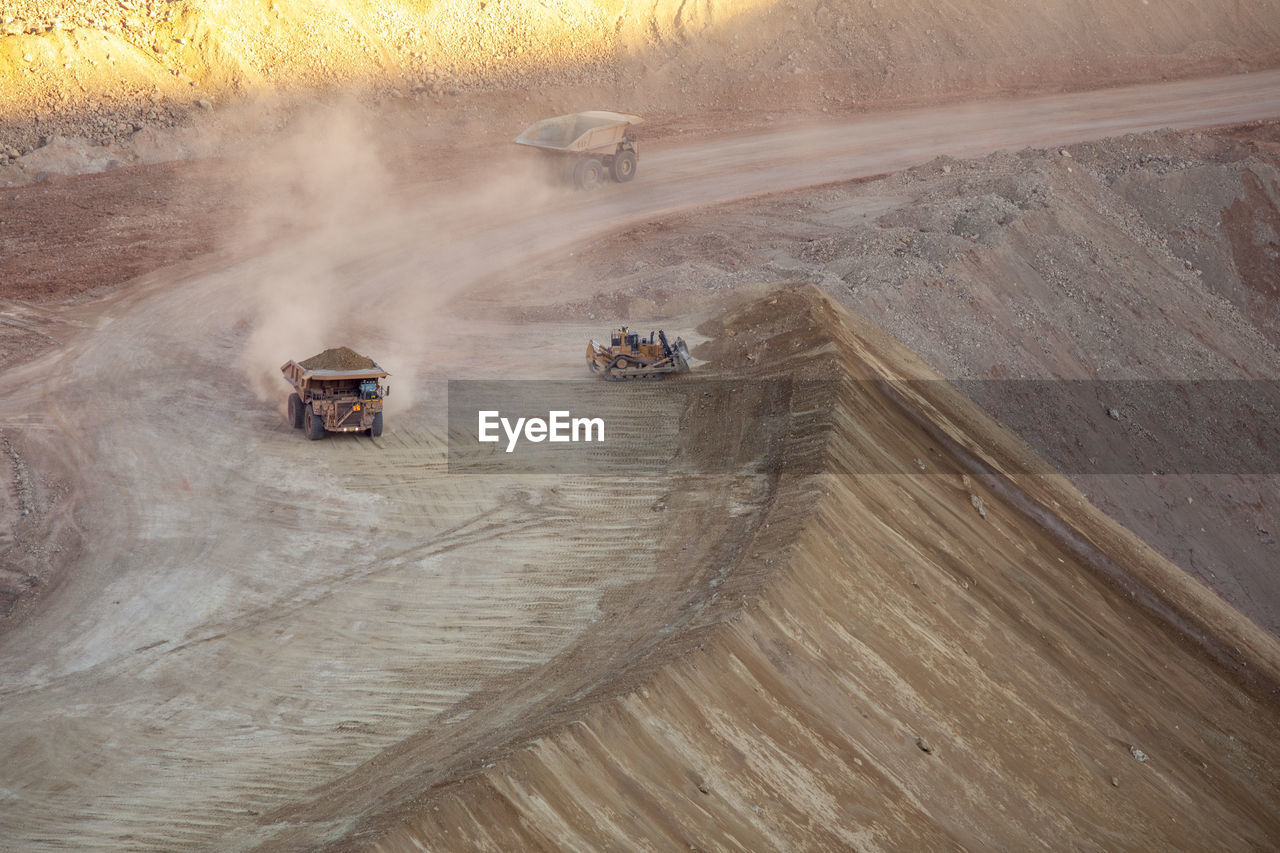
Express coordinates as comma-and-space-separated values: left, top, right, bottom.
318, 70, 1280, 315
635, 70, 1280, 216
2, 74, 1279, 849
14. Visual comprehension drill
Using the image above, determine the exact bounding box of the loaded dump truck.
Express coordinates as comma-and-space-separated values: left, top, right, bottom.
515, 111, 642, 189
281, 347, 390, 440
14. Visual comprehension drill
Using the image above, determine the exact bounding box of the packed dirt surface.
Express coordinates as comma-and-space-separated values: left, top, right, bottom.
3, 271, 1280, 849
4, 1, 1280, 850
6, 74, 1280, 626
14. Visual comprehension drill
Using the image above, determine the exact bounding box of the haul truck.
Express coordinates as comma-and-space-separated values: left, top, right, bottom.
281, 347, 389, 440
515, 110, 642, 189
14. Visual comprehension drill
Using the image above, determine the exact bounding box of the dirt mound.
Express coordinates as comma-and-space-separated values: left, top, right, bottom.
358, 287, 1280, 850
299, 346, 377, 371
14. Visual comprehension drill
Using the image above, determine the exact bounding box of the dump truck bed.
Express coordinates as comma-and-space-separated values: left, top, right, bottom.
514, 111, 643, 154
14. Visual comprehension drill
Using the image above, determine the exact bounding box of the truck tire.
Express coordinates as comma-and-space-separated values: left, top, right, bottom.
288, 393, 304, 429
574, 157, 603, 190
305, 403, 325, 440
610, 149, 636, 182
369, 412, 383, 438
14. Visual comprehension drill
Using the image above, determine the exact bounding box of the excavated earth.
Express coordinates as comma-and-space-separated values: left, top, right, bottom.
4, 1, 1280, 850
300, 346, 379, 371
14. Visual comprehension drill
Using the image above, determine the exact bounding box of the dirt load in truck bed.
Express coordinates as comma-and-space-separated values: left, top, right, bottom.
299, 346, 378, 371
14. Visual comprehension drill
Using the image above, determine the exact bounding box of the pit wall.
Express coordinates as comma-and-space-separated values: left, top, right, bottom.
4, 0, 1280, 152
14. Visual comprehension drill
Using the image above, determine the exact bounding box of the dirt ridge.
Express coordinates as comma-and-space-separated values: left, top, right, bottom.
339, 287, 1280, 850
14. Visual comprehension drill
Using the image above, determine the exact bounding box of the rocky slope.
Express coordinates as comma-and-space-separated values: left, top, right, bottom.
4, 0, 1280, 160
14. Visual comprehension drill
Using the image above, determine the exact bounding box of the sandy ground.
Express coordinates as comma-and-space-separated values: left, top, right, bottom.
2, 69, 1280, 849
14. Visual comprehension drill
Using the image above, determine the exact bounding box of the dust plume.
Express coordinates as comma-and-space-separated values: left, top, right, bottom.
223, 99, 563, 412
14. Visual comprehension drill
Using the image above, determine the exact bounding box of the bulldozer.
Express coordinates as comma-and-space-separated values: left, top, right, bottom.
586, 327, 691, 380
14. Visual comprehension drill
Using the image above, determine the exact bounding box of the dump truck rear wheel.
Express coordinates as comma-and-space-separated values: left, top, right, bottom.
305, 404, 325, 440
369, 412, 383, 438
288, 393, 304, 429
574, 157, 603, 190
611, 150, 636, 182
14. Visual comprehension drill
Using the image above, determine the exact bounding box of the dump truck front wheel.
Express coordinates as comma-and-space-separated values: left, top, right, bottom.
574, 157, 603, 190
611, 149, 636, 182
305, 404, 325, 440
288, 393, 304, 429
369, 412, 383, 438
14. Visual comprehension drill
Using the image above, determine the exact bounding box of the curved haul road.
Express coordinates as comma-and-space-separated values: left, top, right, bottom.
1, 72, 1278, 850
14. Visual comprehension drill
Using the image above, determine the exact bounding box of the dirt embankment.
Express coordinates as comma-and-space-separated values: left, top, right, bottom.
349, 287, 1280, 851
3, 0, 1280, 169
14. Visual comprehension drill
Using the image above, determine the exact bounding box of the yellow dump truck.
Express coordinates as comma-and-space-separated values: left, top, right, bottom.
515, 110, 642, 189
281, 347, 389, 439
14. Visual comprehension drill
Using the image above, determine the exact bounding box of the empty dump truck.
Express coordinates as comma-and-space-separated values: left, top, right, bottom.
514, 110, 642, 189
281, 347, 390, 440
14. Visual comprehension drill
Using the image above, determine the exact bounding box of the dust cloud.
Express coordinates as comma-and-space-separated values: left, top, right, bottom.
222, 100, 562, 412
